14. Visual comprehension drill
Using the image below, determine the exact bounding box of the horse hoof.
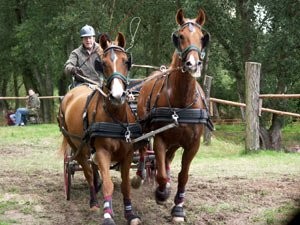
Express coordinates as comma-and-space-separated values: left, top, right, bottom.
90, 200, 100, 210
171, 205, 185, 222
127, 215, 142, 225
89, 205, 100, 212
172, 216, 185, 223
103, 218, 116, 225
131, 176, 143, 189
155, 185, 171, 204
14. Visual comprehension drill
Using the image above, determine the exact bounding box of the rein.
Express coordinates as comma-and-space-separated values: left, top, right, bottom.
127, 66, 182, 93
74, 74, 108, 98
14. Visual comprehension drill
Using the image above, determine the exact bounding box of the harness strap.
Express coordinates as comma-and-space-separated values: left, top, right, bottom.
126, 67, 181, 93
106, 72, 128, 88
83, 89, 98, 132
149, 107, 210, 125
58, 107, 82, 155
60, 126, 86, 160
179, 44, 203, 61
86, 122, 142, 142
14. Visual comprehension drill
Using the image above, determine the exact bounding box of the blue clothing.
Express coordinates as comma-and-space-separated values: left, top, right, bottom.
10, 93, 40, 126
14, 107, 28, 125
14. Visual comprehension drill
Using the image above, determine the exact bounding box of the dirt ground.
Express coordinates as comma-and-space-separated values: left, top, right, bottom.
0, 145, 300, 225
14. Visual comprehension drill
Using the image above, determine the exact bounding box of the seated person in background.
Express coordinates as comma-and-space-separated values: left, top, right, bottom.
10, 88, 40, 126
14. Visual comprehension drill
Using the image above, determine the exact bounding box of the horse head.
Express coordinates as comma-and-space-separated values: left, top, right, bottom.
172, 9, 210, 77
98, 32, 132, 105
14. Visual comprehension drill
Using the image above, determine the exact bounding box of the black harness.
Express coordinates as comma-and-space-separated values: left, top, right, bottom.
141, 71, 214, 131
81, 88, 142, 145
86, 122, 142, 141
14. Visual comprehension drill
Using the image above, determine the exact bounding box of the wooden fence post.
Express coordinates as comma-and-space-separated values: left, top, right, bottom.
203, 75, 213, 145
245, 62, 261, 151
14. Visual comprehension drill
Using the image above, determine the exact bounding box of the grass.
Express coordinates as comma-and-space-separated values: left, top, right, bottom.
213, 122, 300, 146
0, 123, 299, 224
251, 203, 299, 225
1, 123, 300, 176
0, 124, 62, 173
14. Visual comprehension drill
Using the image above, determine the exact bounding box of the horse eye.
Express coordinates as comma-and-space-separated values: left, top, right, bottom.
123, 59, 129, 66
179, 34, 184, 40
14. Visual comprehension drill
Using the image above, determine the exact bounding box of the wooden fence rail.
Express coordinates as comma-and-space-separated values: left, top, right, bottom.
259, 94, 300, 99
209, 98, 300, 118
0, 96, 62, 100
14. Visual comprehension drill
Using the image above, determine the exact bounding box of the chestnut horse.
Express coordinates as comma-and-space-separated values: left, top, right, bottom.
58, 33, 142, 225
137, 9, 213, 222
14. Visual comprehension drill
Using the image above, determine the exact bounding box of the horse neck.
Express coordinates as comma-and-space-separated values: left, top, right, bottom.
104, 99, 133, 122
168, 53, 197, 106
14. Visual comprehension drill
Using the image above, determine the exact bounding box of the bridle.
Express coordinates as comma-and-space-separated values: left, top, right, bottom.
172, 22, 207, 69
100, 45, 132, 89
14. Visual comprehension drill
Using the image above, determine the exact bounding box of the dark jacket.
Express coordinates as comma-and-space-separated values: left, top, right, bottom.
64, 43, 101, 83
26, 94, 40, 114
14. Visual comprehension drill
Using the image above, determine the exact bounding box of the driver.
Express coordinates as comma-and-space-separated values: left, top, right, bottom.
64, 24, 102, 87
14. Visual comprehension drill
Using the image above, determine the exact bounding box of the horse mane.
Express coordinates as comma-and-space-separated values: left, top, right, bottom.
97, 46, 103, 56
169, 51, 181, 69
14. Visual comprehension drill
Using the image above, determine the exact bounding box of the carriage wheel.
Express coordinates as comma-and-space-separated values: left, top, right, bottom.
64, 149, 72, 200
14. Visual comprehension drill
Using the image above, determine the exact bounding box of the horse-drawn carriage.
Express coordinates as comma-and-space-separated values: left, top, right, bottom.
58, 8, 213, 225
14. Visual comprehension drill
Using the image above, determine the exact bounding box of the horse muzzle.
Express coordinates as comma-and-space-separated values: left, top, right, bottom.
109, 91, 127, 105
183, 60, 202, 78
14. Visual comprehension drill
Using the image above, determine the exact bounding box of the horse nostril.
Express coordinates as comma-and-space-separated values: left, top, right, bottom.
197, 60, 202, 66
185, 61, 192, 68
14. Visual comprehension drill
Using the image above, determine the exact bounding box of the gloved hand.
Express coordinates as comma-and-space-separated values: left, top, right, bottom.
71, 67, 84, 76
71, 67, 86, 83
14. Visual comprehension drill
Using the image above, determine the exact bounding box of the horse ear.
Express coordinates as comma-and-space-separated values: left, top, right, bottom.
116, 32, 126, 48
100, 34, 110, 50
202, 33, 210, 49
196, 9, 206, 26
176, 8, 185, 25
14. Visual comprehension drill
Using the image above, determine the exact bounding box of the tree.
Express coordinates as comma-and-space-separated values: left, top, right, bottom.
0, 0, 298, 151
256, 0, 300, 149
189, 0, 300, 150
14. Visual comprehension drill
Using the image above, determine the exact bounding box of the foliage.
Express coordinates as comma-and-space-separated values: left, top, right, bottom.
0, 0, 299, 149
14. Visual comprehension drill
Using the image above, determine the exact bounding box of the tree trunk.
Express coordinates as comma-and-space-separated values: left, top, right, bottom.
269, 114, 283, 150
259, 114, 283, 150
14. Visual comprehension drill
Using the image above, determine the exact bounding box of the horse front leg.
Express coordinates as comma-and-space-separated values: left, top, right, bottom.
120, 150, 142, 225
93, 149, 115, 225
153, 136, 171, 204
77, 155, 99, 210
171, 142, 200, 223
